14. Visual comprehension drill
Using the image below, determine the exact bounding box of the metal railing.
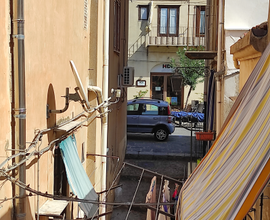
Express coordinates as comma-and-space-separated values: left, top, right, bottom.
128, 26, 205, 58
146, 25, 205, 47
128, 34, 147, 58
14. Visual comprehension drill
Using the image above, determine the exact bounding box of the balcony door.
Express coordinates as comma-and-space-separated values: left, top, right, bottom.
158, 6, 179, 37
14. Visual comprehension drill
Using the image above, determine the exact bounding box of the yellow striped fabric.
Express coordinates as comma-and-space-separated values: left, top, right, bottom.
176, 44, 270, 220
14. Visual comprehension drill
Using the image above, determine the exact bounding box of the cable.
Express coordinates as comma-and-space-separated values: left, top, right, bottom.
0, 95, 122, 174
1, 170, 174, 207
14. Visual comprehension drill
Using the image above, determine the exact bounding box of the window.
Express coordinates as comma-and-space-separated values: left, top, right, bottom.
159, 106, 168, 115
142, 104, 159, 115
114, 0, 121, 52
196, 6, 206, 36
127, 104, 140, 115
158, 6, 179, 37
54, 146, 67, 196
138, 5, 149, 20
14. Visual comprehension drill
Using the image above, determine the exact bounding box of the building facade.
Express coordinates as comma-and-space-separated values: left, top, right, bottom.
199, 0, 270, 218
128, 0, 207, 109
205, 0, 269, 134
0, 0, 128, 219
175, 0, 270, 219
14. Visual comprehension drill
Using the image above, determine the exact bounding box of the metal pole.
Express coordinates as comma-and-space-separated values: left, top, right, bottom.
124, 162, 183, 185
37, 145, 40, 220
216, 0, 224, 135
260, 193, 263, 220
100, 1, 110, 219
155, 176, 164, 220
125, 170, 145, 220
187, 0, 190, 49
190, 123, 193, 173
13, 0, 26, 219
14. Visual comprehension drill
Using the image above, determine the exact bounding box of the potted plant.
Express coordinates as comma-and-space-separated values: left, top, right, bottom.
195, 131, 214, 141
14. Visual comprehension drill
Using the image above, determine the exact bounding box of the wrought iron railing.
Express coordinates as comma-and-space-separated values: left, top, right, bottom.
128, 35, 147, 58
128, 26, 205, 58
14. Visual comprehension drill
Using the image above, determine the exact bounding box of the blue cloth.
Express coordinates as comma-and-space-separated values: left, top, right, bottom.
59, 135, 98, 217
171, 111, 204, 122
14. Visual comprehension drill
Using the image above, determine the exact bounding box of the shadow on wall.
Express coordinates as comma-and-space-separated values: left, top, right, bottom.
140, 20, 149, 37
46, 84, 56, 145
4, 197, 35, 220
0, 207, 12, 220
25, 196, 34, 220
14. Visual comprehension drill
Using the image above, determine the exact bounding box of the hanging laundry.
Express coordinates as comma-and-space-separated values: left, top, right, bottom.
146, 176, 157, 220
171, 183, 180, 217
158, 180, 170, 220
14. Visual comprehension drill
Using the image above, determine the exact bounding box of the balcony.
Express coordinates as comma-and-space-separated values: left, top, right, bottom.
146, 26, 205, 47
146, 35, 205, 47
128, 26, 205, 58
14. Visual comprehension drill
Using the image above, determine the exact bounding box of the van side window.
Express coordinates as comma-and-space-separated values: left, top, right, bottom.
159, 106, 168, 115
142, 104, 158, 115
127, 104, 140, 115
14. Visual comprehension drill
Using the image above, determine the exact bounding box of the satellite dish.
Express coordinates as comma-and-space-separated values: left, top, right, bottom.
69, 60, 90, 109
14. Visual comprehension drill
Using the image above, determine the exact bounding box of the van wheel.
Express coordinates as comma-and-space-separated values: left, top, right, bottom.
154, 127, 168, 141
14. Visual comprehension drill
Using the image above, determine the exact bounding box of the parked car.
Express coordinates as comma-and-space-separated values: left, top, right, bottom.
127, 99, 175, 141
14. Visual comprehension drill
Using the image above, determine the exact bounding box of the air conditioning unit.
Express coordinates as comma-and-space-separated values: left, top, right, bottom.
122, 66, 134, 86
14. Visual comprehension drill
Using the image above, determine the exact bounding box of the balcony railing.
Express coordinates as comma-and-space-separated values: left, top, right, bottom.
128, 26, 205, 58
145, 26, 205, 47
128, 35, 146, 58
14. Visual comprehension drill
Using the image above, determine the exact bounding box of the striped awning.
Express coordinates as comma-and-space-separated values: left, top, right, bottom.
176, 44, 270, 220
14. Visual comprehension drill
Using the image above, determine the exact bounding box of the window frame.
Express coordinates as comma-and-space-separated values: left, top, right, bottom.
127, 104, 140, 115
141, 104, 159, 115
196, 6, 206, 37
158, 5, 179, 37
138, 5, 149, 20
114, 0, 121, 53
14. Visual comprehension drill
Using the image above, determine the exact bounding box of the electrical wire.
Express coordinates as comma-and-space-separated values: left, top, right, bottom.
1, 169, 174, 207
0, 95, 127, 219
0, 98, 121, 174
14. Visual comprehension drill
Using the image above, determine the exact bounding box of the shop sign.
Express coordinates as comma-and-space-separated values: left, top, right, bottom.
136, 80, 146, 87
162, 64, 172, 69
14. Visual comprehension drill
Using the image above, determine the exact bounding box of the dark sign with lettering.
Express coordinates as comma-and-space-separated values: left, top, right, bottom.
162, 64, 172, 69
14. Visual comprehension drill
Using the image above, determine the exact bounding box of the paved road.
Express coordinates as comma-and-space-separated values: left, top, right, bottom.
111, 126, 204, 220
126, 126, 204, 159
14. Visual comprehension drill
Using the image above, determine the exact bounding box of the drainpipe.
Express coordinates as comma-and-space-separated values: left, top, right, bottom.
187, 0, 190, 48
203, 0, 210, 143
216, 0, 223, 135
12, 0, 26, 219
88, 86, 106, 219
100, 0, 110, 218
88, 86, 105, 122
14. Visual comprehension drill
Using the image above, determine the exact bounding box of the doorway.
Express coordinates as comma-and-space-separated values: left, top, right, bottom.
54, 146, 67, 196
151, 73, 183, 109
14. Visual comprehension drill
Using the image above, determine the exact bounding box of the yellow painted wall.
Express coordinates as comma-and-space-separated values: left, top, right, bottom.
0, 0, 128, 219
239, 56, 261, 90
